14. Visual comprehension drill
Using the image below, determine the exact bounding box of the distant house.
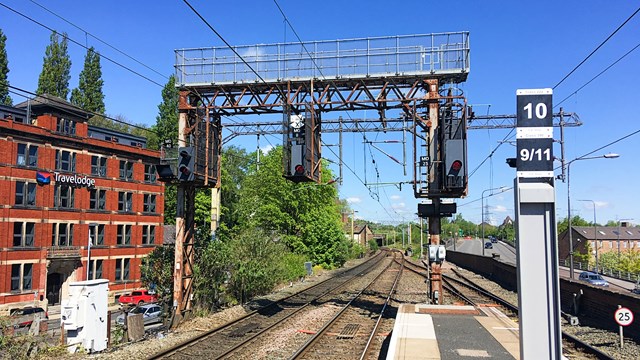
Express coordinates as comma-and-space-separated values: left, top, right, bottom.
344, 224, 374, 247
558, 222, 640, 260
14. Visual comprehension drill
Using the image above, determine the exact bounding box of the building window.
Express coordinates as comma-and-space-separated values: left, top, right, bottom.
52, 223, 74, 247
88, 259, 103, 280
119, 160, 133, 181
143, 194, 156, 213
116, 225, 132, 245
11, 264, 33, 292
89, 224, 105, 246
56, 118, 76, 135
144, 164, 157, 183
55, 150, 76, 172
91, 156, 107, 177
17, 143, 38, 167
13, 222, 35, 247
142, 225, 156, 245
54, 184, 75, 208
115, 258, 130, 281
15, 181, 37, 206
118, 192, 132, 212
90, 189, 106, 210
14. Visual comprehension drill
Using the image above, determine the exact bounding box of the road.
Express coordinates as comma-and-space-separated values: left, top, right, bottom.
449, 237, 638, 293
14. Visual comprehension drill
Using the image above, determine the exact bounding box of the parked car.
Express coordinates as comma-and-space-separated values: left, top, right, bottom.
118, 289, 158, 306
484, 241, 493, 249
578, 271, 609, 287
10, 307, 48, 328
116, 304, 163, 326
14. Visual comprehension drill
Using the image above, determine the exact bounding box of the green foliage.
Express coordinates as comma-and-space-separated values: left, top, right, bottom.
195, 189, 212, 230
0, 322, 67, 359
596, 250, 640, 274
0, 28, 11, 105
236, 146, 347, 268
350, 243, 365, 258
70, 47, 105, 114
37, 32, 71, 99
154, 75, 179, 148
227, 227, 286, 303
140, 246, 174, 301
163, 185, 177, 225
193, 239, 231, 310
368, 239, 379, 251
278, 252, 308, 282
218, 146, 252, 235
557, 215, 590, 235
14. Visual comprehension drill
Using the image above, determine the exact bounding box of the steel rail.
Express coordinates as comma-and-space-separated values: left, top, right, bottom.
289, 252, 403, 359
148, 251, 386, 359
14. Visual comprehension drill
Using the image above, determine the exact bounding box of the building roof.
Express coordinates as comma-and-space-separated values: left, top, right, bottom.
15, 94, 91, 120
570, 226, 640, 241
163, 225, 176, 245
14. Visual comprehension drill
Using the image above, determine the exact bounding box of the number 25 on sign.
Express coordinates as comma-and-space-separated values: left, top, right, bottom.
520, 148, 551, 162
614, 306, 634, 349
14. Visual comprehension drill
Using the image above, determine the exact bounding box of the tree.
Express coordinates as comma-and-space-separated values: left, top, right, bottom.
153, 75, 180, 223
37, 32, 71, 99
557, 215, 590, 235
218, 146, 252, 235
70, 47, 105, 114
140, 245, 174, 302
0, 28, 12, 105
154, 75, 179, 149
237, 147, 348, 268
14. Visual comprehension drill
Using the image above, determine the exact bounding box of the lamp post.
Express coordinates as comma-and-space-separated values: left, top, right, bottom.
578, 199, 598, 272
482, 186, 509, 256
565, 153, 619, 278
351, 210, 358, 244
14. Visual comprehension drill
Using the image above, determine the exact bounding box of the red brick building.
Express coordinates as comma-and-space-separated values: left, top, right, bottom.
0, 95, 164, 314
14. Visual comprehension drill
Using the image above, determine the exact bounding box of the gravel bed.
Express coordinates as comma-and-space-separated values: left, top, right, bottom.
85, 255, 376, 360
227, 255, 394, 359
451, 264, 640, 360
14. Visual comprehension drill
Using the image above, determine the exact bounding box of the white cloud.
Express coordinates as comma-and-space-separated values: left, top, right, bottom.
390, 195, 402, 201
391, 202, 406, 210
260, 145, 274, 154
346, 197, 362, 204
493, 205, 508, 213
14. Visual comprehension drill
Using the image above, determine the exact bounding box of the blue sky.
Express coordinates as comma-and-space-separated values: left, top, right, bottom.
3, 0, 639, 227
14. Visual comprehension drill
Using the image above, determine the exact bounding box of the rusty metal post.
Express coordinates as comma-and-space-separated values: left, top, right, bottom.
425, 79, 444, 304
173, 108, 187, 326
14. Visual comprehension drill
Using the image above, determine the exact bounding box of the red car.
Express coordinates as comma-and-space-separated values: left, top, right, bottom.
118, 289, 157, 306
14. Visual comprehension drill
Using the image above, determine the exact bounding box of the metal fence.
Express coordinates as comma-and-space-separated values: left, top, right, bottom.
175, 32, 470, 86
560, 259, 640, 283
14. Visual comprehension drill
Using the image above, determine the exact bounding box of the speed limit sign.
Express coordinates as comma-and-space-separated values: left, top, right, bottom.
615, 307, 634, 327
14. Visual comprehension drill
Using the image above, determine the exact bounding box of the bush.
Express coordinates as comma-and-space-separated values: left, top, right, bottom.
368, 239, 379, 252
349, 243, 365, 259
279, 253, 308, 282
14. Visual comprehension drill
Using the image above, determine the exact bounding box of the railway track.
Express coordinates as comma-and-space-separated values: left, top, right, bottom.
148, 251, 389, 359
290, 252, 403, 360
402, 257, 613, 359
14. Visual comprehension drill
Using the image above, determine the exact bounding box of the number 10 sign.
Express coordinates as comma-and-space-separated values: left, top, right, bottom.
516, 89, 553, 178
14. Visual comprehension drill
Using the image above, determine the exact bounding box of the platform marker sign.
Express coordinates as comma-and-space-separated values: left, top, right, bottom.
516, 88, 553, 178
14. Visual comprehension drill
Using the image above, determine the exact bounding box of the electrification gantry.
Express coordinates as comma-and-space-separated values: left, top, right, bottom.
171, 32, 472, 315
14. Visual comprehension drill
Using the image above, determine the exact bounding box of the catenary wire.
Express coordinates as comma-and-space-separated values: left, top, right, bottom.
553, 6, 640, 89
0, 1, 165, 88
555, 40, 640, 108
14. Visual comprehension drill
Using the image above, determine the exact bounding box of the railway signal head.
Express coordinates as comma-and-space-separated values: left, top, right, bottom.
177, 146, 195, 182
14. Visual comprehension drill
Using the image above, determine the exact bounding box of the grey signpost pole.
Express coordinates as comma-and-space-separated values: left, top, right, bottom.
514, 88, 562, 359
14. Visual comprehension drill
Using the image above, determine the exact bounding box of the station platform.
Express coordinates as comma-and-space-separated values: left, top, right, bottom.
386, 304, 519, 359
